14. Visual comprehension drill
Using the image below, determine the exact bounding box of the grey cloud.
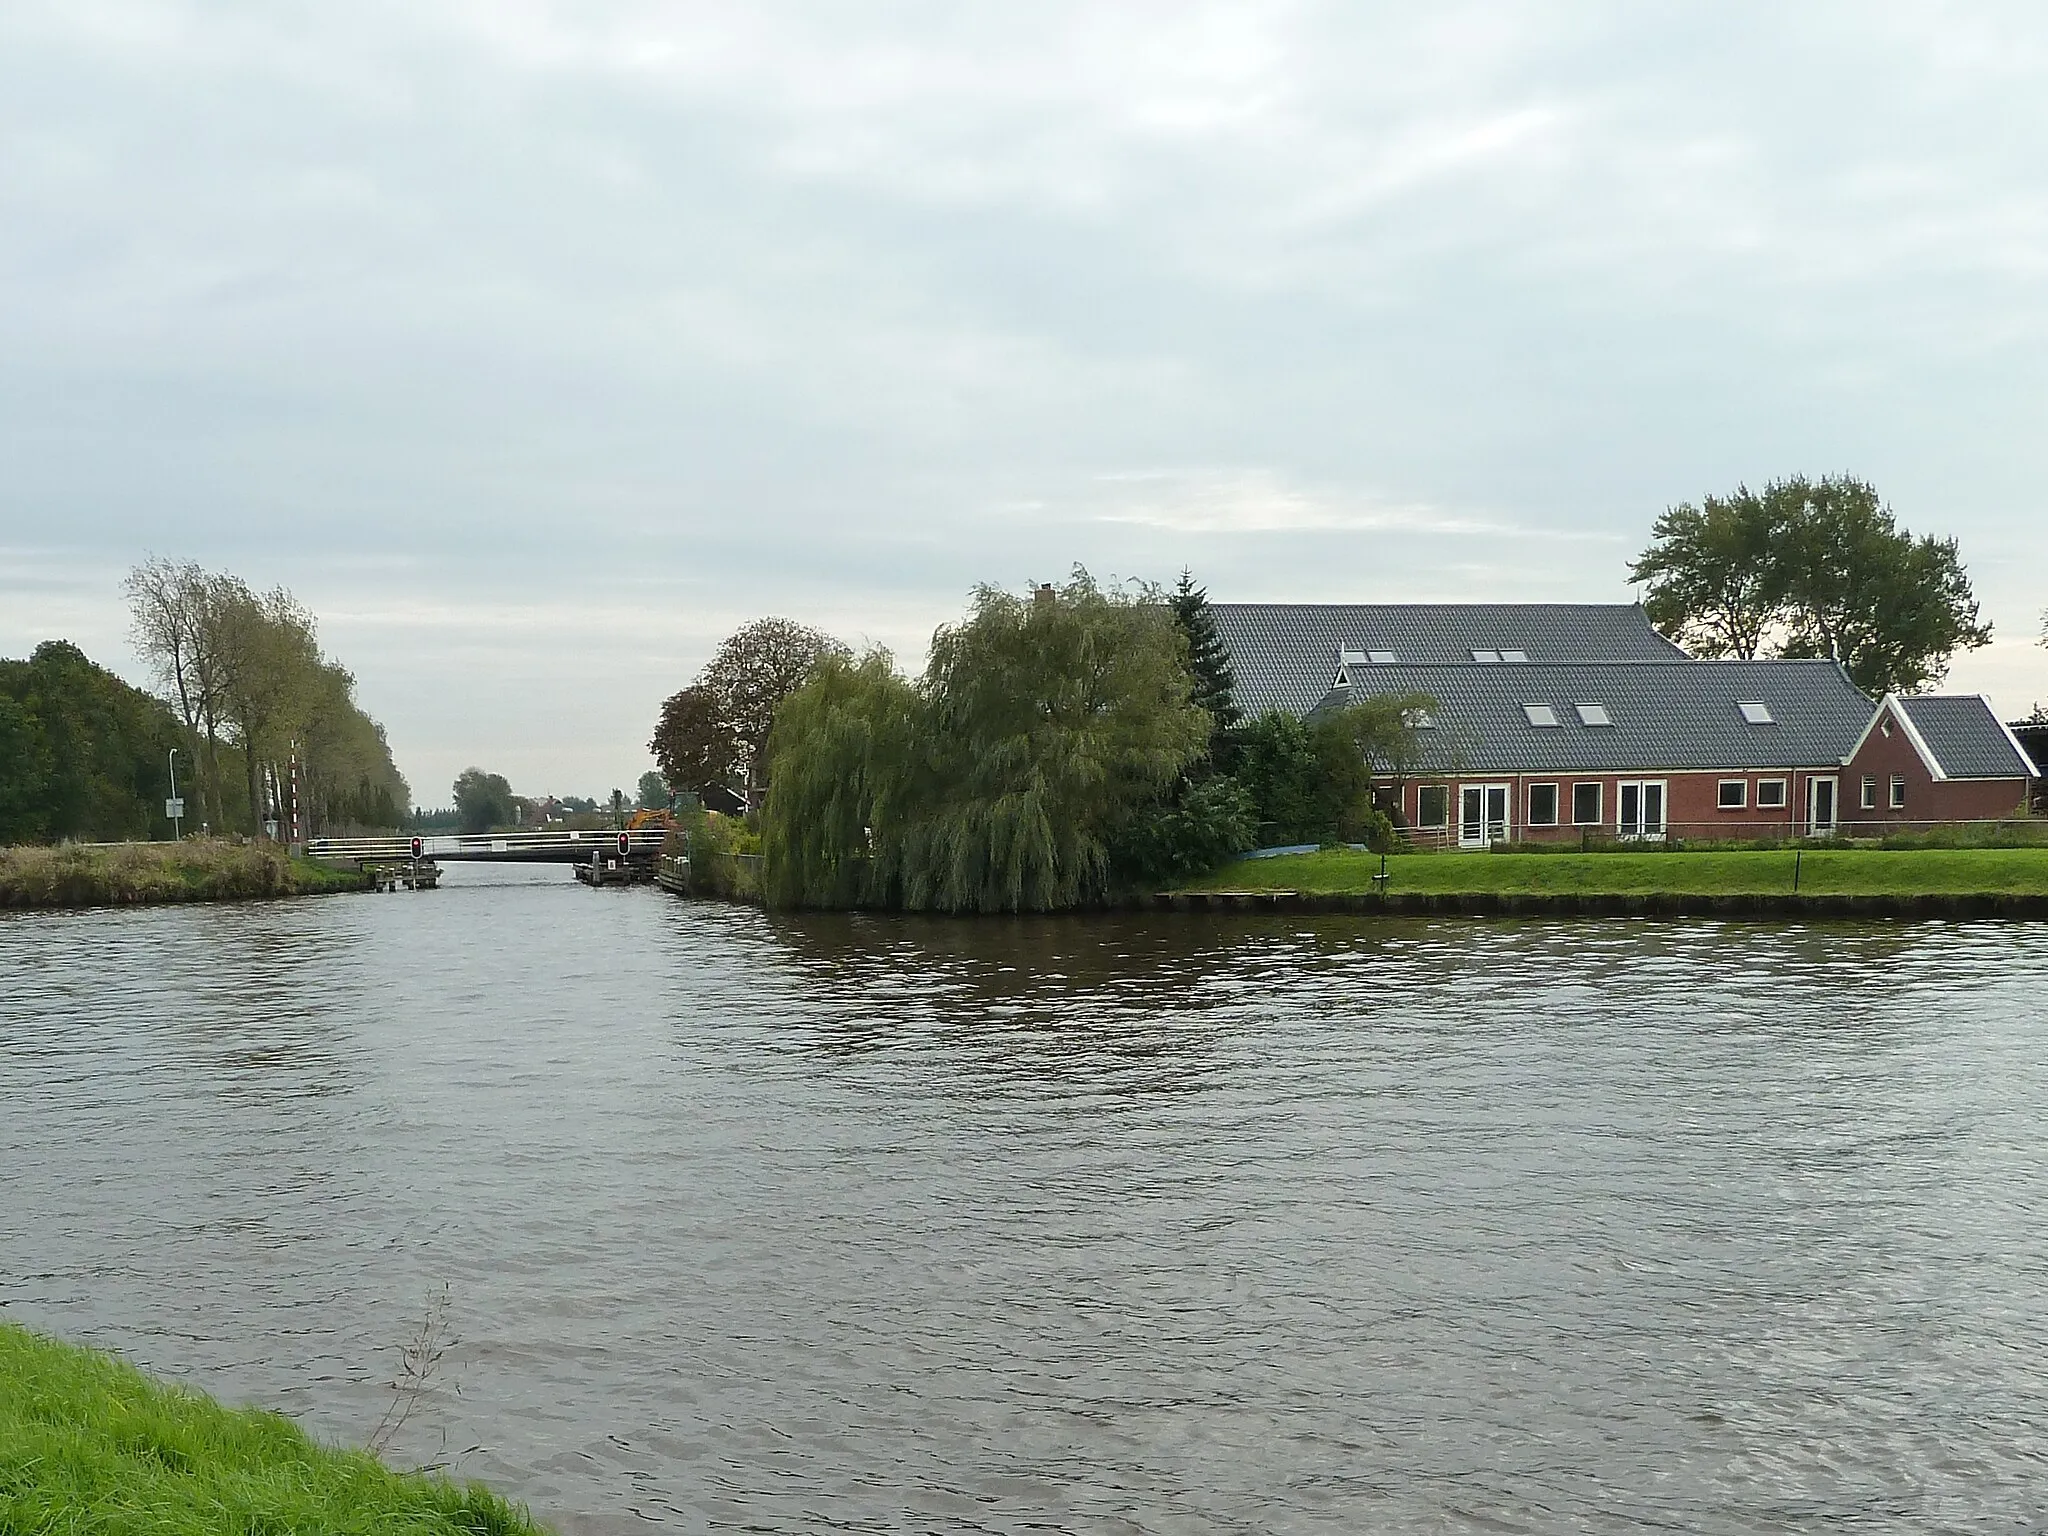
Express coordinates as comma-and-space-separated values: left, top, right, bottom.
4, 0, 2047, 796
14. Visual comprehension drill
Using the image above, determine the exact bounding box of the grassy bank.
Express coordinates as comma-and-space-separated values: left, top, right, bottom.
1183, 845, 2048, 898
0, 839, 367, 909
0, 1322, 543, 1536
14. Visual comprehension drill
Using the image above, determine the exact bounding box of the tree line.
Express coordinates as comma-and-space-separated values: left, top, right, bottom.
0, 642, 186, 845
121, 560, 410, 838
6, 562, 408, 846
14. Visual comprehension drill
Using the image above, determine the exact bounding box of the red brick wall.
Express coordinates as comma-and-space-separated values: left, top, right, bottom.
1394, 770, 1814, 843
1839, 703, 2029, 828
1384, 701, 2029, 845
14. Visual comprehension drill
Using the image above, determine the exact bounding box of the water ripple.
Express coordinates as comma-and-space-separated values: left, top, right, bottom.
5, 869, 2048, 1532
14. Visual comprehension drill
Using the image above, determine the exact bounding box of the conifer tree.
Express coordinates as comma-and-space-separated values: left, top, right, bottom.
1168, 570, 1240, 741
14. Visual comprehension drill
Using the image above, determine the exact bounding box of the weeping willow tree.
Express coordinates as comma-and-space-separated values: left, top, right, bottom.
760, 571, 1212, 912
759, 650, 922, 909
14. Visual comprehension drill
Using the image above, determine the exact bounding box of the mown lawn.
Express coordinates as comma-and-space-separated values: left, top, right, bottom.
1183, 846, 2048, 897
0, 1321, 545, 1536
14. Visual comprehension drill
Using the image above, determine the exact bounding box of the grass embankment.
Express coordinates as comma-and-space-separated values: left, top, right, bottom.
0, 840, 366, 909
1184, 846, 2048, 898
0, 1322, 544, 1536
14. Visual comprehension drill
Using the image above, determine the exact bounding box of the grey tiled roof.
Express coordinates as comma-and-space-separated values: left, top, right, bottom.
1212, 603, 1686, 716
1313, 658, 1875, 774
1899, 696, 2039, 780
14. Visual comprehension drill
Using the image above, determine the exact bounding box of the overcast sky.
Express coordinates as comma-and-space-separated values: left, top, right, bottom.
4, 2, 2045, 801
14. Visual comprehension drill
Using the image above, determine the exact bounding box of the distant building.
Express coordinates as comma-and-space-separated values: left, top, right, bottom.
1212, 602, 2040, 845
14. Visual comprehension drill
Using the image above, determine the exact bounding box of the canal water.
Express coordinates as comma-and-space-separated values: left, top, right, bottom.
5, 866, 2048, 1533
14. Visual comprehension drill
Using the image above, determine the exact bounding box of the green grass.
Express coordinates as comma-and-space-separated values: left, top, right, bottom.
1184, 845, 2048, 898
0, 840, 367, 908
0, 1322, 546, 1536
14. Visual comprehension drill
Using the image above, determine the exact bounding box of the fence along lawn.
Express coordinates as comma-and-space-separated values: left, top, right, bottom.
1185, 846, 2048, 898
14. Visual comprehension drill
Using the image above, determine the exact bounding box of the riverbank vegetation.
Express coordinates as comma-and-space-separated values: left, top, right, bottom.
1185, 845, 2048, 898
123, 559, 409, 837
0, 839, 364, 908
0, 641, 186, 845
0, 1321, 545, 1536
660, 571, 1434, 911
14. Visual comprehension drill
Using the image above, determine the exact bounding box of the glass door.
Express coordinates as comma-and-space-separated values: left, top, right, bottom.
1618, 781, 1668, 840
1460, 784, 1510, 847
1808, 775, 1838, 836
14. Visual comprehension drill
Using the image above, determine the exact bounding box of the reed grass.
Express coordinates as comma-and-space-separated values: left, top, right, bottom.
0, 1321, 545, 1536
0, 840, 365, 909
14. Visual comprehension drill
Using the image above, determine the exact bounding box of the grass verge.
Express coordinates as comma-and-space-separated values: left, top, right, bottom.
0, 1321, 545, 1536
1183, 846, 2048, 898
0, 840, 368, 909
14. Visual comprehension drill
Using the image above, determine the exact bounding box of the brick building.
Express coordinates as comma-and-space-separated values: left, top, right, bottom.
1211, 602, 2040, 845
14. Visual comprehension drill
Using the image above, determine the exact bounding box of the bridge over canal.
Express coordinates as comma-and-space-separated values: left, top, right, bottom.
305, 829, 669, 865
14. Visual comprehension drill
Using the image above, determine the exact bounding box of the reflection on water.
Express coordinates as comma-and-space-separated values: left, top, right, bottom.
4, 873, 2048, 1533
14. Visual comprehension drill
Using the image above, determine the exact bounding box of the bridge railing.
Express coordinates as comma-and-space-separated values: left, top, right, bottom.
306, 829, 670, 862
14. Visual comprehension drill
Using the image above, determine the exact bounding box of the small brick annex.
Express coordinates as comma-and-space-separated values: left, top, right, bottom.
1838, 698, 2034, 831
1385, 696, 2034, 847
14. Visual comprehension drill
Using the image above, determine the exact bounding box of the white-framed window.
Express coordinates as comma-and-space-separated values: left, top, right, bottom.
1500, 649, 1529, 663
1576, 703, 1612, 726
1367, 650, 1397, 664
1528, 783, 1560, 826
1405, 707, 1436, 729
1523, 703, 1560, 727
1738, 702, 1775, 724
1617, 780, 1668, 840
1861, 775, 1878, 810
1890, 774, 1907, 809
1471, 649, 1499, 662
1718, 779, 1747, 810
1571, 782, 1602, 825
1417, 785, 1450, 828
1757, 779, 1788, 809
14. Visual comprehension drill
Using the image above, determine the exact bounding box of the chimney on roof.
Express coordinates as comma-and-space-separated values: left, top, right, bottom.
1034, 583, 1056, 608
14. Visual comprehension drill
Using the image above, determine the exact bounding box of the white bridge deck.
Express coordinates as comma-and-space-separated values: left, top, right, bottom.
306, 829, 669, 864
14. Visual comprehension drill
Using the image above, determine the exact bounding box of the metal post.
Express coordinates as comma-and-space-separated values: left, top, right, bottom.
1793, 849, 1803, 893
168, 749, 183, 841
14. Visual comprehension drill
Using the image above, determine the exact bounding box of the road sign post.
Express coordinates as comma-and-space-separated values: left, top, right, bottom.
167, 749, 183, 840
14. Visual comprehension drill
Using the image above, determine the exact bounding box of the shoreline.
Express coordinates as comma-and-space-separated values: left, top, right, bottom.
0, 1321, 546, 1535
0, 840, 369, 910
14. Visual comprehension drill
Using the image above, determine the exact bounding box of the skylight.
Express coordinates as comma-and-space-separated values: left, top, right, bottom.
1523, 703, 1561, 727
1470, 649, 1499, 662
1404, 707, 1436, 729
1367, 650, 1398, 664
1738, 701, 1775, 724
1500, 649, 1529, 663
1575, 703, 1613, 726
1339, 649, 1368, 665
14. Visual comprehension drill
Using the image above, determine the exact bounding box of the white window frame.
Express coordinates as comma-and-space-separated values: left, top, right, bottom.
1458, 783, 1511, 848
1808, 775, 1840, 836
1528, 782, 1560, 826
1523, 703, 1561, 727
1889, 774, 1907, 810
1616, 779, 1668, 841
1571, 782, 1603, 826
1576, 703, 1613, 727
1756, 778, 1788, 809
1861, 775, 1878, 810
1717, 779, 1747, 810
